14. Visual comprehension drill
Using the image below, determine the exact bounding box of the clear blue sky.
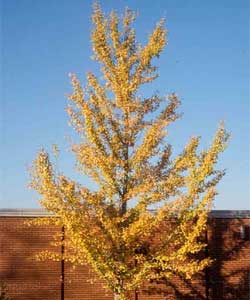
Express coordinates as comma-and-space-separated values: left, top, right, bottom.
1, 0, 249, 209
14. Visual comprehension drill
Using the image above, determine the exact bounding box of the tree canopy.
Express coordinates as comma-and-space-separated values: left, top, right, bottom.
30, 3, 229, 300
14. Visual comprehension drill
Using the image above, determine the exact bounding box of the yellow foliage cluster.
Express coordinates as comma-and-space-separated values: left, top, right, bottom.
29, 3, 229, 300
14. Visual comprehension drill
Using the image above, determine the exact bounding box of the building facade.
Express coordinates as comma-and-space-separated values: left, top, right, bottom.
0, 209, 249, 300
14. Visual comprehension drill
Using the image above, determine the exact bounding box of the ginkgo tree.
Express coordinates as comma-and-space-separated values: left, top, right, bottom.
29, 3, 229, 300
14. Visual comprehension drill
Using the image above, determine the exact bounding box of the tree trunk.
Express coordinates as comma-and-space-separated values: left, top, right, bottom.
114, 293, 120, 300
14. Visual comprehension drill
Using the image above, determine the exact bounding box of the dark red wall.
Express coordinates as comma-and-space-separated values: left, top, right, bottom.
0, 215, 249, 300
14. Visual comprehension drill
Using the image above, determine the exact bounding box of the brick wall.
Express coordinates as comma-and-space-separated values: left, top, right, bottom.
207, 218, 250, 300
0, 217, 60, 300
0, 211, 249, 300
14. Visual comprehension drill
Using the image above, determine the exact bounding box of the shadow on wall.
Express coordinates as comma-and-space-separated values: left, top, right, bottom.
140, 218, 250, 300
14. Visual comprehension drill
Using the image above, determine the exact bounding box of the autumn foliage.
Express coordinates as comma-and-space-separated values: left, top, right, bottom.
29, 3, 229, 300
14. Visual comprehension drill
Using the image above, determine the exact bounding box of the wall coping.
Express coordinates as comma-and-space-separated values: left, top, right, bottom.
0, 209, 249, 218
209, 210, 250, 218
0, 209, 54, 217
